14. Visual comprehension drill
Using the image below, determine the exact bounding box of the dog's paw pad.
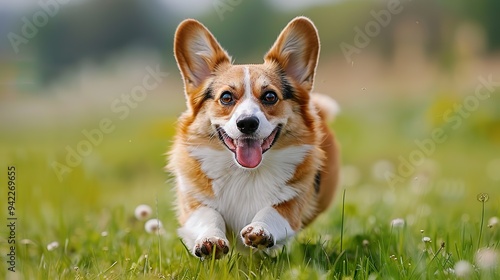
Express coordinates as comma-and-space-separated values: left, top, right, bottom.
241, 224, 275, 249
193, 237, 229, 260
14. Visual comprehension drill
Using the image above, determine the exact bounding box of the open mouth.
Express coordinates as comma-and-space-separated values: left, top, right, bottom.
217, 126, 281, 168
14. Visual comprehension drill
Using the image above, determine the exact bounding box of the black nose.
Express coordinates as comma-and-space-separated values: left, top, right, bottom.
237, 116, 259, 134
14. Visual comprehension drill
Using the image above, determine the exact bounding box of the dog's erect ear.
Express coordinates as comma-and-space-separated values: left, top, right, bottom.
174, 19, 231, 90
264, 17, 320, 92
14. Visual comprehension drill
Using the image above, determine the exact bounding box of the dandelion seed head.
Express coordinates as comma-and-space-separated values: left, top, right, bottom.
101, 231, 108, 237
422, 236, 431, 243
135, 204, 153, 221
391, 218, 405, 228
20, 239, 36, 245
47, 241, 59, 251
488, 216, 499, 228
145, 218, 164, 234
475, 248, 498, 269
454, 260, 473, 278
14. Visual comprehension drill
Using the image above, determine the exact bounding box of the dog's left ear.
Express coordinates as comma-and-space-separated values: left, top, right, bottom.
264, 17, 320, 92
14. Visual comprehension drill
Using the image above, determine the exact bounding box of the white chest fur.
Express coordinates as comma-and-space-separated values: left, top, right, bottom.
185, 145, 311, 233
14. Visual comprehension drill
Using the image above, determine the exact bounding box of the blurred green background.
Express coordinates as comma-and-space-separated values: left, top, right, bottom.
0, 0, 499, 276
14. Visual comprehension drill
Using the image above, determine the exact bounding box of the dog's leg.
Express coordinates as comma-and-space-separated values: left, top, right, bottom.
240, 203, 298, 252
178, 206, 229, 259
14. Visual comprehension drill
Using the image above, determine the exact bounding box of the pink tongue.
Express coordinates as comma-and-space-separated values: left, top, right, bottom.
235, 139, 262, 168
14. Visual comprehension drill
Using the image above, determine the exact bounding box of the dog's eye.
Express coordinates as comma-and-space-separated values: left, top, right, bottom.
220, 92, 234, 105
261, 91, 278, 105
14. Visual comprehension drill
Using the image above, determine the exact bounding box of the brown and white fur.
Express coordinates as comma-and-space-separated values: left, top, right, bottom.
168, 16, 340, 259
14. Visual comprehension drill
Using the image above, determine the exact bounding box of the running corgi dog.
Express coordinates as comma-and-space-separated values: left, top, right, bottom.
168, 16, 340, 259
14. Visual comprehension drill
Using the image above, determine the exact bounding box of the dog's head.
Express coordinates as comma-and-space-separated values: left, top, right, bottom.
174, 17, 320, 169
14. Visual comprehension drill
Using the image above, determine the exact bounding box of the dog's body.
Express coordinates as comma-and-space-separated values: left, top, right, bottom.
168, 17, 340, 259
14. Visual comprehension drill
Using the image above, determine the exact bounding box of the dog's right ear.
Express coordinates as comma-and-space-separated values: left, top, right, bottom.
174, 19, 231, 91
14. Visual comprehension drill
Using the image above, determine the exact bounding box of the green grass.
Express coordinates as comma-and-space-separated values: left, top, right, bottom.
1, 97, 499, 279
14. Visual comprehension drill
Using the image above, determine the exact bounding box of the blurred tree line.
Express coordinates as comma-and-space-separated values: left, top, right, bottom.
442, 0, 500, 51
7, 0, 499, 85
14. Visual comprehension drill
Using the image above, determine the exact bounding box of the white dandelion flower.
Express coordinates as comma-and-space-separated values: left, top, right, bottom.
47, 241, 59, 251
422, 236, 431, 243
145, 218, 163, 234
20, 239, 36, 245
454, 260, 473, 278
134, 204, 153, 221
488, 216, 499, 228
391, 218, 405, 228
475, 248, 498, 269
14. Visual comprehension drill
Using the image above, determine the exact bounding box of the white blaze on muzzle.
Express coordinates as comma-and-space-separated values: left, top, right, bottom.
218, 67, 278, 169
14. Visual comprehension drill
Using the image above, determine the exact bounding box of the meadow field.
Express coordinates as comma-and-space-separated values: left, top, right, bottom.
1, 0, 500, 278
1, 68, 499, 279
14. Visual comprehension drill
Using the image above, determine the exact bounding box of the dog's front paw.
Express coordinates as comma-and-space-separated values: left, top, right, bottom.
241, 223, 275, 249
193, 237, 230, 260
